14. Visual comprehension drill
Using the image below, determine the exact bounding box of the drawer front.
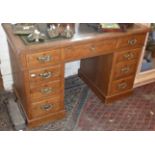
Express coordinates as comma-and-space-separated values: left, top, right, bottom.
110, 76, 134, 95
64, 44, 92, 61
29, 65, 61, 84
115, 48, 141, 63
113, 60, 137, 80
30, 80, 61, 102
27, 50, 61, 69
31, 97, 63, 118
93, 39, 117, 53
64, 39, 117, 61
117, 34, 146, 49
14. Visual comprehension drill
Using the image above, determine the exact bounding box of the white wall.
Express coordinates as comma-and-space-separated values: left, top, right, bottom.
65, 60, 80, 77
0, 25, 13, 90
0, 24, 80, 91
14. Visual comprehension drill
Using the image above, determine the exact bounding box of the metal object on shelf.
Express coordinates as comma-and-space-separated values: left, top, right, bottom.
47, 23, 75, 39
61, 24, 74, 38
13, 23, 135, 45
47, 24, 60, 39
27, 29, 46, 43
17, 23, 75, 45
12, 23, 37, 35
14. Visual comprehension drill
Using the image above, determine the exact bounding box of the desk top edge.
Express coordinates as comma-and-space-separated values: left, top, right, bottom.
2, 23, 150, 52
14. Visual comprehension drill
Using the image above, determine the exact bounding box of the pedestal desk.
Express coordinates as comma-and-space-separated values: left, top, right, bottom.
2, 24, 149, 127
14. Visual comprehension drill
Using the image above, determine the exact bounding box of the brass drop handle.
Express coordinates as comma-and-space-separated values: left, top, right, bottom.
90, 45, 96, 52
128, 39, 137, 46
124, 52, 134, 60
41, 104, 53, 111
37, 55, 52, 63
39, 71, 52, 79
118, 82, 127, 90
30, 71, 52, 79
40, 87, 53, 94
121, 66, 130, 74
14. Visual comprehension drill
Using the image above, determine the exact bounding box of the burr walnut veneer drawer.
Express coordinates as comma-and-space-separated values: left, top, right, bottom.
64, 39, 117, 61
110, 76, 134, 95
117, 34, 146, 49
30, 80, 61, 102
31, 96, 63, 118
27, 50, 61, 69
29, 65, 61, 84
115, 48, 141, 63
113, 60, 137, 80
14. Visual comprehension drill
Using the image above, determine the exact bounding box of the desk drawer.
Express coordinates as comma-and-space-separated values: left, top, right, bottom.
110, 76, 134, 95
117, 34, 146, 49
115, 48, 141, 63
29, 65, 61, 84
93, 39, 117, 52
30, 80, 61, 102
31, 96, 63, 118
64, 39, 117, 61
27, 50, 61, 69
113, 60, 137, 80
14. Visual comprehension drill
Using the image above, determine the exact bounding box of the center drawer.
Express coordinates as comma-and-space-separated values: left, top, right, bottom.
64, 39, 117, 61
30, 80, 61, 102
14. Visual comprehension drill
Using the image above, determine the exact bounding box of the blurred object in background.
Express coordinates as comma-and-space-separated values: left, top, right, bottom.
27, 29, 46, 43
146, 23, 155, 58
118, 23, 134, 31
12, 23, 38, 35
47, 23, 75, 38
87, 23, 134, 32
0, 69, 4, 91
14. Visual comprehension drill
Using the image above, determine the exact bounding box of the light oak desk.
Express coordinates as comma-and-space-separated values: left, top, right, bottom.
2, 24, 149, 127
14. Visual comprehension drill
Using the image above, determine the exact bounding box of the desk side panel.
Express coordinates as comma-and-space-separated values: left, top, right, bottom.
8, 42, 30, 117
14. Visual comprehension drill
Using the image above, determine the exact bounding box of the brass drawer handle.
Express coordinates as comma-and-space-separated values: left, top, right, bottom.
121, 67, 130, 74
117, 82, 127, 90
123, 52, 134, 60
30, 71, 52, 79
40, 87, 53, 94
41, 103, 53, 111
128, 39, 137, 46
37, 55, 52, 63
39, 71, 52, 79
